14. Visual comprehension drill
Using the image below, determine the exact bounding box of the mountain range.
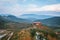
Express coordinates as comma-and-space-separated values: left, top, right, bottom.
20, 14, 54, 21
34, 17, 60, 27
0, 15, 32, 23
0, 13, 60, 28
0, 15, 32, 29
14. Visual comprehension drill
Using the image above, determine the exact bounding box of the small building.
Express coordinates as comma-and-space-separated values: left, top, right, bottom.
32, 22, 43, 29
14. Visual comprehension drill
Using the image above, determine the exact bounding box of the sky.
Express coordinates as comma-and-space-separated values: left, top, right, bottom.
0, 0, 60, 17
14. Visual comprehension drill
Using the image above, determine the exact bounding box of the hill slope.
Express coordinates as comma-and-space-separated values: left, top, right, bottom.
34, 17, 60, 27
0, 15, 32, 29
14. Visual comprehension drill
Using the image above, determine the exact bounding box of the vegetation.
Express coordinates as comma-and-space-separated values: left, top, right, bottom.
10, 32, 18, 40
0, 16, 7, 29
49, 32, 57, 37
0, 15, 58, 40
30, 29, 36, 37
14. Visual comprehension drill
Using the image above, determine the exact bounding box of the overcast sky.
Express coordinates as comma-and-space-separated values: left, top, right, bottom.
0, 0, 60, 16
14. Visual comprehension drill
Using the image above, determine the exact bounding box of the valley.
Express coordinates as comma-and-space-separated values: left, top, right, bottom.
0, 14, 60, 40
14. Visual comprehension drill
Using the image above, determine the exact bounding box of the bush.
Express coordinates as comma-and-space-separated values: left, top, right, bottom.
49, 32, 57, 37
30, 29, 36, 37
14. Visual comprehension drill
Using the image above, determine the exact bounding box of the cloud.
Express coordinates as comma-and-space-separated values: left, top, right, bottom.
25, 4, 60, 12
0, 0, 17, 5
0, 0, 24, 16
23, 4, 60, 16
0, 0, 60, 16
9, 4, 24, 16
24, 4, 40, 12
0, 4, 23, 16
22, 0, 26, 2
40, 4, 60, 12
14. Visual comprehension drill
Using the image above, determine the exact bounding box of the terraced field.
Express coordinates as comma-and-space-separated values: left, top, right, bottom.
9, 27, 57, 40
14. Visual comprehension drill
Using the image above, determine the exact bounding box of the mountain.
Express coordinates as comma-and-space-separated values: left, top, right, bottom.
7, 15, 32, 23
34, 17, 60, 27
0, 15, 11, 29
0, 15, 10, 22
0, 15, 32, 23
23, 11, 60, 16
20, 14, 53, 21
0, 15, 32, 29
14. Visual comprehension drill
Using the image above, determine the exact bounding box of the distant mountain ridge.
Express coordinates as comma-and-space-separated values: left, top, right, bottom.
20, 14, 54, 21
0, 15, 32, 23
34, 17, 60, 27
0, 15, 33, 29
0, 13, 60, 28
